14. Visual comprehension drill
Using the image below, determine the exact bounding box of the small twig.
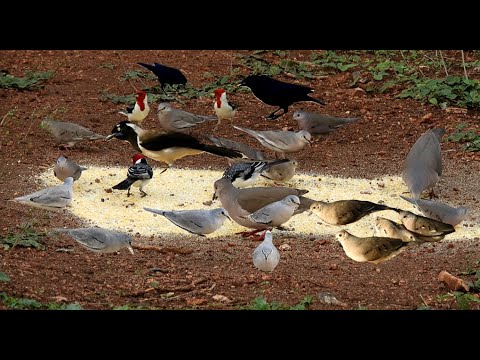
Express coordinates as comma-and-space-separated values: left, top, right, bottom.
461, 50, 469, 80
439, 50, 449, 76
22, 108, 37, 142
115, 50, 138, 92
306, 278, 325, 287
419, 294, 429, 308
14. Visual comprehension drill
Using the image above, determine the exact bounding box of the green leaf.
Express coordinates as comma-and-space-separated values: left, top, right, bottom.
0, 272, 10, 282
429, 98, 438, 105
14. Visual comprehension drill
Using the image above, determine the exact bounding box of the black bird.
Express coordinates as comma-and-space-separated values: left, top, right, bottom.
106, 121, 243, 169
137, 62, 187, 90
112, 154, 153, 197
240, 75, 326, 120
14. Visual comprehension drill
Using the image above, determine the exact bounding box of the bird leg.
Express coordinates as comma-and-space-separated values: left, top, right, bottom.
213, 119, 221, 132
428, 188, 438, 199
265, 107, 286, 120
127, 188, 131, 197
236, 228, 265, 237
140, 189, 147, 198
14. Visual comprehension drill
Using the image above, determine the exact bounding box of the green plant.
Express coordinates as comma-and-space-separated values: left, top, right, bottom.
0, 222, 45, 250
98, 63, 116, 70
447, 124, 480, 152
119, 70, 157, 82
241, 296, 314, 310
451, 292, 480, 310
0, 272, 11, 282
0, 292, 83, 310
0, 70, 53, 90
398, 76, 480, 110
0, 107, 18, 126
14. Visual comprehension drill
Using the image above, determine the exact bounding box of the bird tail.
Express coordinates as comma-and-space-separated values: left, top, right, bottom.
201, 144, 243, 159
143, 207, 166, 216
232, 125, 258, 138
112, 178, 136, 190
307, 95, 326, 106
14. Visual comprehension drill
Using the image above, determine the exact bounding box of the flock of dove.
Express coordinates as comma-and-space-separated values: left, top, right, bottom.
9, 60, 472, 273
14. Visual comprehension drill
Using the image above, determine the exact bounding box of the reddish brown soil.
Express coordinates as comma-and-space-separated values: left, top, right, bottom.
1, 50, 479, 310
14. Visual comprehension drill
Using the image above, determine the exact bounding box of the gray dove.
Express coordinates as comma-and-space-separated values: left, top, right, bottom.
157, 102, 216, 133
222, 159, 289, 188
335, 230, 410, 264
292, 110, 358, 136
310, 200, 399, 225
41, 119, 105, 148
399, 210, 455, 237
205, 135, 265, 160
11, 177, 74, 211
399, 195, 470, 226
252, 230, 280, 272
374, 217, 444, 243
260, 159, 298, 183
54, 155, 87, 181
233, 125, 311, 157
213, 178, 315, 238
246, 195, 300, 227
143, 207, 230, 236
52, 227, 134, 254
402, 127, 445, 199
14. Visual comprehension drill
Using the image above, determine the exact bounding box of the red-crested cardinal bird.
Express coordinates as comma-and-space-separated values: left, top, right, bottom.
118, 90, 150, 124
213, 88, 237, 130
112, 154, 153, 197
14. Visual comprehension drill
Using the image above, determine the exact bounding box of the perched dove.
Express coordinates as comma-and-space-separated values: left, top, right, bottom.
222, 159, 290, 188
310, 200, 399, 225
292, 110, 358, 136
233, 125, 312, 157
399, 210, 455, 237
41, 119, 105, 148
213, 178, 314, 237
374, 217, 444, 243
252, 230, 280, 272
143, 207, 230, 236
260, 159, 298, 183
52, 227, 134, 254
335, 230, 410, 264
157, 102, 216, 133
54, 155, 87, 182
402, 127, 445, 199
11, 177, 74, 211
205, 135, 265, 160
399, 195, 470, 226
247, 195, 300, 227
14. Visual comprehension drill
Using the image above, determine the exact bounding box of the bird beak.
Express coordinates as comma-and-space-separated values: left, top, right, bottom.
106, 132, 122, 141
223, 213, 231, 221
127, 245, 134, 255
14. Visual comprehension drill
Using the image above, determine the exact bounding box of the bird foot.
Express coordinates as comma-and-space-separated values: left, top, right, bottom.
236, 229, 265, 238
427, 189, 438, 199
140, 191, 147, 198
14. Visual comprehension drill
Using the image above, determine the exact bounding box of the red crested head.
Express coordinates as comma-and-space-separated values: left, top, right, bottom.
132, 153, 145, 164
135, 91, 147, 111
214, 88, 225, 108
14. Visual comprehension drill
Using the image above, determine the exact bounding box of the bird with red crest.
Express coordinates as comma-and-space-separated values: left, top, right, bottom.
213, 88, 237, 130
118, 90, 150, 124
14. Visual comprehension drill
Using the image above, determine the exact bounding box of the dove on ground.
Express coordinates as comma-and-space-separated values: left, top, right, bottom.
246, 195, 300, 227
51, 227, 134, 254
399, 210, 455, 237
402, 127, 445, 199
213, 178, 314, 238
205, 135, 265, 160
335, 230, 410, 264
54, 155, 87, 182
399, 195, 470, 226
374, 217, 444, 243
11, 177, 74, 211
41, 119, 105, 148
252, 230, 280, 272
233, 125, 311, 157
260, 159, 298, 183
157, 102, 216, 133
292, 110, 358, 136
143, 207, 230, 236
222, 159, 290, 188
310, 200, 399, 225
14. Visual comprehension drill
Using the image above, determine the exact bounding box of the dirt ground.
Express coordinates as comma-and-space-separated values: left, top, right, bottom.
1, 50, 479, 310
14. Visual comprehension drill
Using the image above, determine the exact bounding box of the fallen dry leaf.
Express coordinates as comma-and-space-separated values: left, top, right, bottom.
438, 270, 470, 292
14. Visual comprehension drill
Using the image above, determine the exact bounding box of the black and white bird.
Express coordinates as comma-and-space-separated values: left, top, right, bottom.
213, 88, 237, 129
240, 75, 326, 120
106, 121, 243, 169
137, 62, 187, 90
222, 159, 290, 188
118, 90, 150, 124
112, 154, 153, 197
